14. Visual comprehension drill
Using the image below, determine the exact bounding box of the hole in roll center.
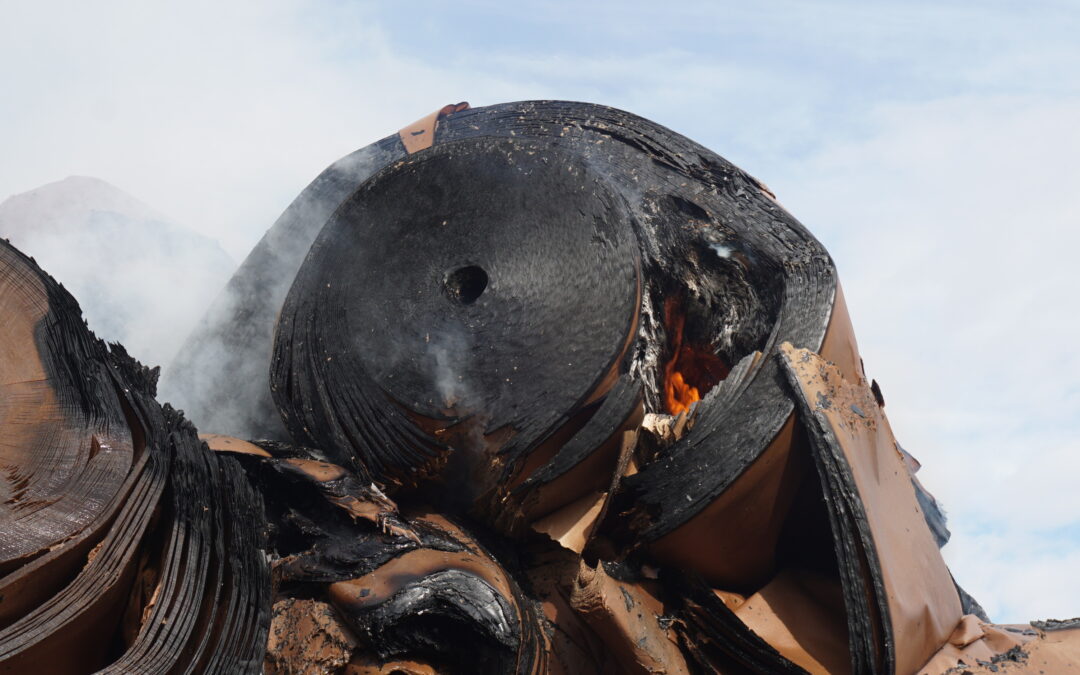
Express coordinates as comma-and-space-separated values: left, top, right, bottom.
444, 265, 488, 305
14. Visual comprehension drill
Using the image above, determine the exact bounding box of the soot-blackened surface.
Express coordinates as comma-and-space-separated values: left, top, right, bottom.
424, 102, 836, 540
225, 101, 834, 537
272, 137, 640, 485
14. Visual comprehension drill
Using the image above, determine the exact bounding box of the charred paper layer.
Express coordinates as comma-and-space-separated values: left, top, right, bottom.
0, 240, 270, 674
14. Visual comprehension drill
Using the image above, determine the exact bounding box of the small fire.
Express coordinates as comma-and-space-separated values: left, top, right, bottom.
663, 296, 729, 416
666, 370, 699, 416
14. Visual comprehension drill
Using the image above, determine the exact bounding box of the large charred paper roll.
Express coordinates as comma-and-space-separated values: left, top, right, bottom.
251, 102, 836, 549
270, 135, 642, 497
0, 240, 269, 674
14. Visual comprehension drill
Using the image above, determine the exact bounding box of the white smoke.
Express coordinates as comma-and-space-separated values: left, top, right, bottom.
0, 176, 235, 371
156, 145, 384, 440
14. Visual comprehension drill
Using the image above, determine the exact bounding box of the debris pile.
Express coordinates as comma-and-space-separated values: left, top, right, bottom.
2, 101, 1077, 673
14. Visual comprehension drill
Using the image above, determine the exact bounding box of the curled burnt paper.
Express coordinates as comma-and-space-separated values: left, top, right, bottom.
2, 101, 1076, 674
0, 242, 269, 674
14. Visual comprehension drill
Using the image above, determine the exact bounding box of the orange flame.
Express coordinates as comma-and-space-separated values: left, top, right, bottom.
665, 370, 700, 416
663, 296, 729, 416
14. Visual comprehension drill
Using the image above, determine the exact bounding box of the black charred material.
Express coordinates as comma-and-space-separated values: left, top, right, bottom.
271, 134, 641, 491
176, 102, 836, 536
915, 478, 951, 549
347, 570, 521, 672
264, 102, 834, 539
957, 583, 991, 623
669, 574, 810, 675
502, 375, 643, 526
232, 455, 434, 587
232, 445, 546, 673
0, 245, 143, 581
100, 413, 270, 674
516, 376, 641, 492
326, 512, 548, 675
1032, 618, 1080, 631
230, 451, 442, 586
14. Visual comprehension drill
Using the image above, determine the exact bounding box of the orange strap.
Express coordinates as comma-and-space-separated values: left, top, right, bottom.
398, 101, 470, 154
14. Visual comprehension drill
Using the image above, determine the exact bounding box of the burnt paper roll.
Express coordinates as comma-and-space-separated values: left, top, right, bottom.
260, 102, 836, 541
0, 239, 269, 674
177, 105, 833, 540
271, 129, 641, 498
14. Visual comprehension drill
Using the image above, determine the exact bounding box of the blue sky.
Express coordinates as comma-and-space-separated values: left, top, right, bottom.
2, 0, 1078, 623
